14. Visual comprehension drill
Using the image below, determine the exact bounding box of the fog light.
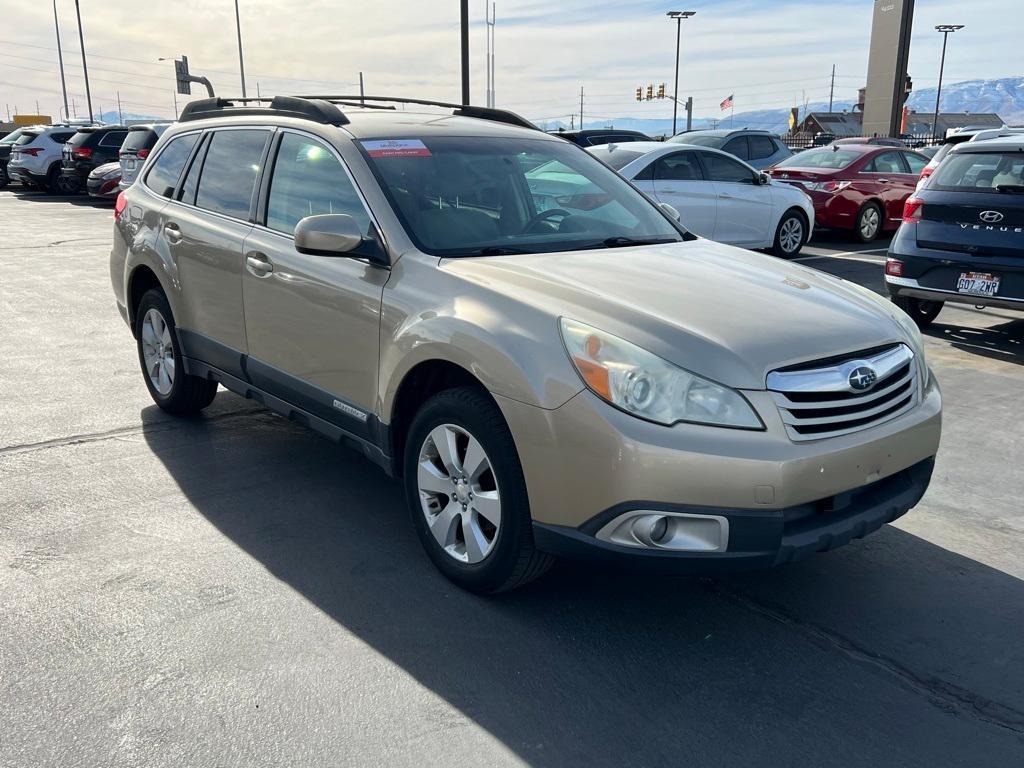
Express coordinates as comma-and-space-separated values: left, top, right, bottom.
631, 514, 671, 547
599, 510, 730, 552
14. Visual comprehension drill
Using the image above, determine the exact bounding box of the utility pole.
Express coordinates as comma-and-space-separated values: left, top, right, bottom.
116, 92, 123, 124
256, 82, 261, 100
234, 0, 247, 97
933, 25, 964, 140
460, 0, 470, 105
52, 0, 69, 121
685, 96, 693, 131
73, 0, 93, 123
359, 72, 365, 106
829, 64, 836, 113
579, 86, 584, 129
667, 11, 695, 137
71, 98, 76, 118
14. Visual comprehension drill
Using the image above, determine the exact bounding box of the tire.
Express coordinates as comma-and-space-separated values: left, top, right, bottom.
855, 202, 883, 243
0, 164, 8, 189
135, 289, 218, 414
46, 165, 79, 195
771, 209, 807, 258
892, 295, 943, 329
403, 387, 553, 594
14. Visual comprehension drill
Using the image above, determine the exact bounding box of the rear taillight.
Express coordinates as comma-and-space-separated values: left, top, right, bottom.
886, 258, 904, 277
114, 192, 127, 220
20, 147, 43, 157
72, 147, 93, 159
903, 197, 924, 223
136, 148, 150, 159
920, 166, 934, 180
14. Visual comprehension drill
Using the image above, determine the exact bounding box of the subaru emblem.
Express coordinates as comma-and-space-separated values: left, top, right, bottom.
848, 366, 877, 392
979, 210, 1004, 224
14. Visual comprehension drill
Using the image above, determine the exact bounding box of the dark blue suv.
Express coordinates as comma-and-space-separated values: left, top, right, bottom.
885, 136, 1024, 328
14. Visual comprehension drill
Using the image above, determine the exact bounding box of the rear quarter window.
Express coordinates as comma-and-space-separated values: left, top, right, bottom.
99, 131, 129, 148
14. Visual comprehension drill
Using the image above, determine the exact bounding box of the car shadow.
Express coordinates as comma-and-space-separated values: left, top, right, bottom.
926, 315, 1024, 365
139, 401, 1024, 765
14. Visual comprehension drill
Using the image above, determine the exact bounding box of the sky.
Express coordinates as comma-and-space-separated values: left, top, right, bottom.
1, 0, 1017, 124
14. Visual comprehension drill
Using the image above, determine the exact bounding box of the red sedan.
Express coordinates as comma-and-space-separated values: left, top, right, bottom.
767, 144, 929, 242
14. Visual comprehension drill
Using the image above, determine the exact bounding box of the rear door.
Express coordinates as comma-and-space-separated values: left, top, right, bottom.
241, 130, 388, 426
699, 151, 773, 245
640, 150, 716, 238
95, 129, 129, 166
156, 127, 271, 374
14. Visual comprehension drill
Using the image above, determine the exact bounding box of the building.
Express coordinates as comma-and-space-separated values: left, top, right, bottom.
795, 111, 1005, 139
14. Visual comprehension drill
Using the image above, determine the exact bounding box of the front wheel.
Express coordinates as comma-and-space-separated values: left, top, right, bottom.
47, 166, 79, 195
403, 387, 553, 593
772, 210, 807, 258
135, 289, 218, 414
855, 202, 882, 243
892, 295, 943, 329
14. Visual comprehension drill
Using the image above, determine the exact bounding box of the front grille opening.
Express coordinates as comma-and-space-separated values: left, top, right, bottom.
787, 380, 912, 420
773, 344, 900, 374
789, 394, 914, 436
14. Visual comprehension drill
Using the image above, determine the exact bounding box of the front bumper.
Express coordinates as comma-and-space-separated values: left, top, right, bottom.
87, 175, 120, 199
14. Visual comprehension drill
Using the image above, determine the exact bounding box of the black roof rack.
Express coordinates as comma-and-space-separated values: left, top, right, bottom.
178, 94, 537, 131
178, 96, 349, 126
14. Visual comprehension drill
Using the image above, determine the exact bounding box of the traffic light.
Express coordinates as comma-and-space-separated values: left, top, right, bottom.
657, 83, 666, 99
646, 84, 654, 101
635, 87, 643, 102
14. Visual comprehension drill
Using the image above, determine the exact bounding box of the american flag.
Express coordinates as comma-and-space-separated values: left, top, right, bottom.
720, 94, 734, 111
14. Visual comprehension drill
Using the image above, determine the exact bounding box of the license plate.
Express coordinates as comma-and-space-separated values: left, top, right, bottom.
956, 272, 1000, 297
125, 159, 136, 172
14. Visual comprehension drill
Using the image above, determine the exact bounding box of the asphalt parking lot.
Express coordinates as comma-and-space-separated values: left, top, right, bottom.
1, 189, 1022, 767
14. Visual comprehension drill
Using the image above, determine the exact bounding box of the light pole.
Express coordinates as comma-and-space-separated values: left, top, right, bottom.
460, 0, 470, 105
932, 24, 964, 140
73, 0, 93, 121
53, 0, 69, 121
667, 11, 695, 137
234, 0, 247, 97
158, 57, 183, 118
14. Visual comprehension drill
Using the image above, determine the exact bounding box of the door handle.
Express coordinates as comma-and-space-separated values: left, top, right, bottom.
246, 252, 274, 277
718, 193, 734, 199
877, 178, 890, 184
163, 222, 182, 244
657, 188, 674, 194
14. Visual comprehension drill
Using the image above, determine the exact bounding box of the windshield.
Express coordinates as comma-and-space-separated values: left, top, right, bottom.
930, 151, 1024, 192
775, 148, 862, 170
669, 134, 722, 147
359, 136, 685, 257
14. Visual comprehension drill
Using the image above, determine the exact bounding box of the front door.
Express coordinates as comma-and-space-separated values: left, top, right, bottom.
861, 150, 915, 229
635, 150, 717, 238
698, 151, 773, 246
242, 130, 388, 432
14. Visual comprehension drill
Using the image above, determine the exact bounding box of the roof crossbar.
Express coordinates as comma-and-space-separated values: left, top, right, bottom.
178, 96, 349, 126
295, 95, 538, 130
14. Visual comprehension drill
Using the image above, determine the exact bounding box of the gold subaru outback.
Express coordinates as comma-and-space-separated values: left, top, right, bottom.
110, 96, 941, 592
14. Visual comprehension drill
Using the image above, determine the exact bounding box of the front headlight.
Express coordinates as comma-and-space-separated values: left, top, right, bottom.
559, 318, 763, 429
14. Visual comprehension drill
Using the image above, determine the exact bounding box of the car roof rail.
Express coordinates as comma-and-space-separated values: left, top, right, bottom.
178, 96, 350, 126
297, 95, 538, 131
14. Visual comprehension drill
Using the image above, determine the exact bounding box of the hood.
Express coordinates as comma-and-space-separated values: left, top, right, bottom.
442, 240, 911, 390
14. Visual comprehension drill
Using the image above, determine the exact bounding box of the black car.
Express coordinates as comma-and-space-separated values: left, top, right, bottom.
60, 125, 130, 192
0, 127, 27, 188
550, 129, 653, 147
885, 136, 1024, 327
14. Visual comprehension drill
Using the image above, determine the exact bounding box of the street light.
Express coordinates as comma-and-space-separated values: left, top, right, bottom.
234, 0, 247, 97
73, 0, 93, 121
53, 0, 69, 121
932, 24, 964, 140
667, 11, 695, 137
158, 57, 183, 118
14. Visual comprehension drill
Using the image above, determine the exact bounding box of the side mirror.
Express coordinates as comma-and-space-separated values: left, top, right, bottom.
758, 172, 771, 186
658, 202, 681, 221
294, 214, 388, 266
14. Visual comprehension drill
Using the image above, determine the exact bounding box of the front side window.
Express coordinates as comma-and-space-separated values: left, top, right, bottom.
775, 148, 861, 170
655, 152, 703, 181
701, 152, 754, 184
144, 133, 199, 197
903, 152, 928, 175
360, 136, 683, 256
930, 152, 1024, 192
266, 133, 371, 236
194, 130, 268, 219
866, 152, 907, 174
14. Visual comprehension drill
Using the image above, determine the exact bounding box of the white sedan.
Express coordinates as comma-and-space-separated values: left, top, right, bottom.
588, 141, 814, 258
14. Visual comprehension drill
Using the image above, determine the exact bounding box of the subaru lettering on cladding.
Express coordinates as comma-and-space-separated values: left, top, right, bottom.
109, 95, 941, 593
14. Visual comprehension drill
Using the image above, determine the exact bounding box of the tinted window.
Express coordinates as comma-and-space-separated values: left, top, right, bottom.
668, 133, 723, 147
775, 148, 861, 170
144, 133, 199, 197
866, 152, 906, 174
600, 149, 647, 171
99, 131, 128, 148
749, 135, 776, 160
178, 135, 208, 204
68, 131, 93, 147
903, 152, 927, 175
701, 152, 753, 183
266, 134, 371, 236
722, 137, 749, 160
122, 129, 156, 152
15, 132, 40, 146
195, 130, 268, 219
50, 131, 75, 143
655, 151, 704, 181
931, 152, 1024, 192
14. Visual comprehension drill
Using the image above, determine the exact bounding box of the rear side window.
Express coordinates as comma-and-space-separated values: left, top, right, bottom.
265, 133, 371, 236
144, 133, 200, 197
931, 152, 1024, 192
749, 135, 776, 160
722, 137, 749, 160
194, 130, 268, 219
99, 131, 129, 148
655, 151, 704, 181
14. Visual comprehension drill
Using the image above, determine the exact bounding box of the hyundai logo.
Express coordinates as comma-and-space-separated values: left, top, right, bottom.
980, 210, 1004, 224
848, 366, 877, 392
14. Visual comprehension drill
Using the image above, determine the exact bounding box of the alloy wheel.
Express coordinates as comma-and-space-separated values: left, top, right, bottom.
141, 308, 175, 395
416, 423, 501, 564
860, 207, 880, 239
779, 217, 803, 253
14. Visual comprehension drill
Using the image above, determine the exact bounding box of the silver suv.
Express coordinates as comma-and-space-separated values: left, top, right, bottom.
110, 96, 942, 592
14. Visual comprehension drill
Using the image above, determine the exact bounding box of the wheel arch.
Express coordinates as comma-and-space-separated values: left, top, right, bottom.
126, 264, 165, 335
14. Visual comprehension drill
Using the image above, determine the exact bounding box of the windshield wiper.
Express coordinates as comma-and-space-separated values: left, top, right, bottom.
996, 184, 1024, 194
597, 236, 678, 248
449, 245, 532, 257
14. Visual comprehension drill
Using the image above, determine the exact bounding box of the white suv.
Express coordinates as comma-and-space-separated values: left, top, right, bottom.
8, 124, 82, 193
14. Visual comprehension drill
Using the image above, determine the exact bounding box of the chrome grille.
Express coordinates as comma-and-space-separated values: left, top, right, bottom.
767, 344, 919, 442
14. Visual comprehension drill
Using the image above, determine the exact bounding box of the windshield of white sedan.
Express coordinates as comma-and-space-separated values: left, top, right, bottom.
775, 148, 861, 169
359, 136, 684, 256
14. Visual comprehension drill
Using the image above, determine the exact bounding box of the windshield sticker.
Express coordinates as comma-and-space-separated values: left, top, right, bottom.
362, 139, 432, 158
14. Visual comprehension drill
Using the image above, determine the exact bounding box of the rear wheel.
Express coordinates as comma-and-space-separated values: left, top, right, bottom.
855, 202, 882, 243
135, 289, 218, 414
0, 164, 8, 189
772, 210, 806, 258
893, 295, 943, 329
46, 165, 79, 195
403, 387, 553, 593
